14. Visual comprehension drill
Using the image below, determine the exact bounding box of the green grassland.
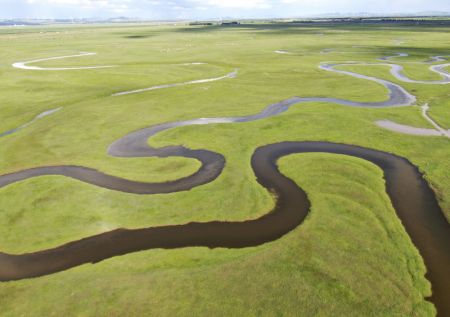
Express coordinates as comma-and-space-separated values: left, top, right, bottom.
0, 23, 448, 316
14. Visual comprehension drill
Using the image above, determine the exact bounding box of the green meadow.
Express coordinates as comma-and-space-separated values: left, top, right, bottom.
0, 23, 448, 316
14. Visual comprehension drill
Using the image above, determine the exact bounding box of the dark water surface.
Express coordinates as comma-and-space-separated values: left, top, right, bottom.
1, 56, 448, 315
0, 142, 449, 315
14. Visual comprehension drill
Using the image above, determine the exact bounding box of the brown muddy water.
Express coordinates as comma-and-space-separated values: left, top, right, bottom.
0, 142, 449, 315
1, 53, 449, 315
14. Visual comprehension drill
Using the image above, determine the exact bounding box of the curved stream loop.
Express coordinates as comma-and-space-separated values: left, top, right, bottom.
0, 62, 416, 194
322, 60, 450, 85
319, 50, 450, 84
2, 52, 450, 315
12, 52, 115, 71
316, 50, 449, 137
0, 142, 449, 316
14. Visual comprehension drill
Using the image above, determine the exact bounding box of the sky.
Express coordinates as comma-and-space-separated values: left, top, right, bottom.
1, 0, 450, 20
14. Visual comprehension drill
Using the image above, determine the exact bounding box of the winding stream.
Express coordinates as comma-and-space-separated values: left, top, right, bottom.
0, 107, 62, 138
12, 52, 115, 70
1, 51, 419, 192
323, 60, 450, 85
0, 142, 449, 315
2, 51, 450, 315
319, 50, 450, 84
0, 71, 416, 194
112, 69, 239, 96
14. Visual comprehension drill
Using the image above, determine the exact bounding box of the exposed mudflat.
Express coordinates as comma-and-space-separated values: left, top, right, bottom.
376, 120, 442, 136
376, 104, 450, 138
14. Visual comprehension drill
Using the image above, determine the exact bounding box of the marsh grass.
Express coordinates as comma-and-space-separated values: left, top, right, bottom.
0, 22, 447, 316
